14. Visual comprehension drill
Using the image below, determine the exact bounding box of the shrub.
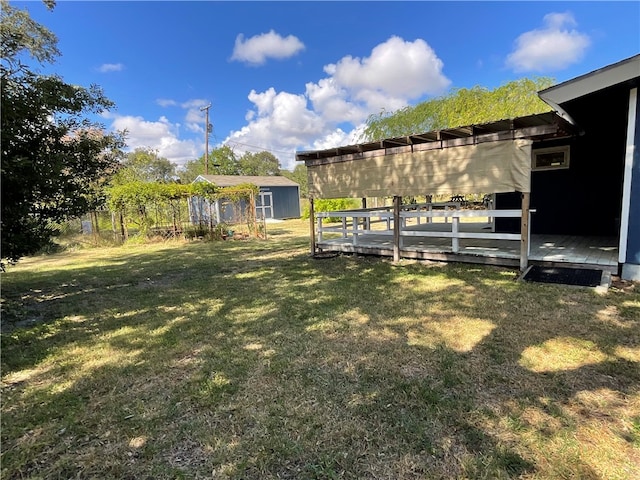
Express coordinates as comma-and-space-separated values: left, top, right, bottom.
184, 225, 209, 240
301, 198, 360, 222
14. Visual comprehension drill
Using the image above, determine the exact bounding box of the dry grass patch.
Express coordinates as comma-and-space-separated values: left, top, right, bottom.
2, 219, 639, 479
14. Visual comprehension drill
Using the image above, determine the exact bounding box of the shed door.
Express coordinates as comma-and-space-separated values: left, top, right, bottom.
256, 192, 274, 219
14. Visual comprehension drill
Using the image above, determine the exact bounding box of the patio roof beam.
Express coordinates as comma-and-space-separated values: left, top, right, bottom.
300, 123, 566, 166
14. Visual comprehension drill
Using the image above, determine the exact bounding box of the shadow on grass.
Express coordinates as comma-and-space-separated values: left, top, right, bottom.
1, 232, 638, 479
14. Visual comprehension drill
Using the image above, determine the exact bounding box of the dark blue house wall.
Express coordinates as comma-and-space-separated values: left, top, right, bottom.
495, 83, 630, 237
625, 91, 640, 267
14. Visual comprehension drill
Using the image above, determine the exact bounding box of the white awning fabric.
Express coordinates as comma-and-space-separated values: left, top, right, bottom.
308, 139, 532, 199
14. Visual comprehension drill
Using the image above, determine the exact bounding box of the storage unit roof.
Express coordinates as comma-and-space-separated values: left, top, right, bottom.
197, 175, 299, 187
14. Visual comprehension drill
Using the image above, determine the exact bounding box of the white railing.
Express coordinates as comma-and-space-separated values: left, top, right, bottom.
316, 206, 533, 256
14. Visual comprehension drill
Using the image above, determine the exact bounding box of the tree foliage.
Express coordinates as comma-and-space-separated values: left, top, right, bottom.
178, 146, 285, 182
177, 157, 206, 184
178, 145, 239, 183
281, 164, 308, 198
112, 148, 176, 185
1, 0, 124, 266
361, 77, 555, 141
238, 151, 281, 176
0, 0, 58, 72
209, 145, 241, 175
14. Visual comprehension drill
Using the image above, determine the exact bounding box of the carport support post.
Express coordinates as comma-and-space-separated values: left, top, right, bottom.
393, 195, 401, 263
520, 192, 530, 271
309, 197, 316, 256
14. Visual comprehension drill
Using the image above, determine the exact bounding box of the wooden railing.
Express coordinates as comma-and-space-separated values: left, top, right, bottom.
315, 205, 534, 261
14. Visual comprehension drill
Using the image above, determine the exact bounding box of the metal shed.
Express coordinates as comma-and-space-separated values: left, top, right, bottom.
191, 174, 300, 223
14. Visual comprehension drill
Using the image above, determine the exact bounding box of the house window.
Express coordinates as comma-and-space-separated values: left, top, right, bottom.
532, 146, 570, 171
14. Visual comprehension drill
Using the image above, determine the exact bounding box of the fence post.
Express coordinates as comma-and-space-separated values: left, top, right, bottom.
393, 195, 401, 263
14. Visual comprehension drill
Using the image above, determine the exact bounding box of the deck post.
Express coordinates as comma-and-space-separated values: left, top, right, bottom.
352, 216, 358, 245
362, 198, 370, 229
393, 195, 401, 263
309, 198, 316, 256
520, 192, 530, 271
452, 216, 460, 253
317, 216, 323, 243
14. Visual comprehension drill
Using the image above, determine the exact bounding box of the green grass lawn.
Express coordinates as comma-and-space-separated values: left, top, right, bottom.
2, 219, 639, 479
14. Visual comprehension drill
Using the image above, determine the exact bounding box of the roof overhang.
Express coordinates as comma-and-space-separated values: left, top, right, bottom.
194, 174, 299, 187
539, 54, 640, 124
296, 111, 575, 165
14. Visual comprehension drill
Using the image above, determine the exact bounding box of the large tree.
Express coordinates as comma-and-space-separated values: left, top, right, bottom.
1, 0, 123, 266
361, 77, 555, 141
238, 151, 281, 176
112, 148, 176, 185
178, 145, 240, 183
281, 164, 308, 198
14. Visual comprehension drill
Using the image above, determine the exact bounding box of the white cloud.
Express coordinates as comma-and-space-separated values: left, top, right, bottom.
326, 36, 450, 101
224, 88, 326, 170
506, 12, 590, 72
97, 63, 124, 73
305, 78, 366, 124
306, 36, 449, 123
109, 114, 199, 167
231, 30, 305, 65
180, 99, 210, 109
247, 88, 278, 116
156, 98, 211, 135
309, 127, 362, 152
156, 98, 178, 107
185, 108, 206, 134
244, 88, 325, 141
226, 36, 449, 170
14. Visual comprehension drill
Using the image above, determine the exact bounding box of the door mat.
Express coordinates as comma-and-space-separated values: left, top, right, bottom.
522, 265, 603, 287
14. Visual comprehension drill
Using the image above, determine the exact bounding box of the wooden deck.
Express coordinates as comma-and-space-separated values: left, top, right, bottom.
316, 221, 618, 272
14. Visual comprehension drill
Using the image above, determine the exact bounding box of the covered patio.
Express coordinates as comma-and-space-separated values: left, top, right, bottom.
296, 112, 618, 272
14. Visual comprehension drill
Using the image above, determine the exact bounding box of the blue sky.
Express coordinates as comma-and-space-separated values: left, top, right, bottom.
19, 1, 640, 170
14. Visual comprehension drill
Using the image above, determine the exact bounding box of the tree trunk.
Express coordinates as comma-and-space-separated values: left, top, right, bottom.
120, 211, 128, 240
91, 210, 100, 235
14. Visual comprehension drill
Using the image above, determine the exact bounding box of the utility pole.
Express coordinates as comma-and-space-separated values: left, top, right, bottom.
200, 103, 212, 174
